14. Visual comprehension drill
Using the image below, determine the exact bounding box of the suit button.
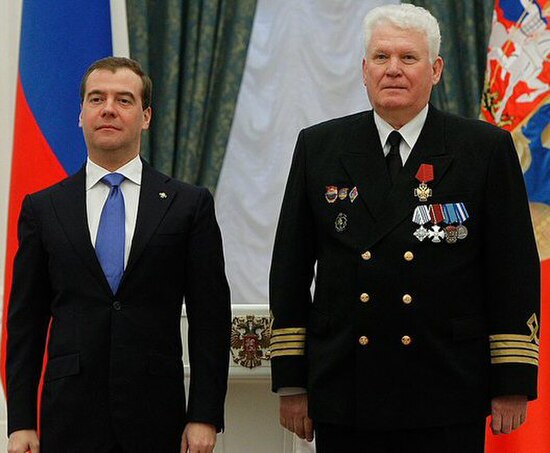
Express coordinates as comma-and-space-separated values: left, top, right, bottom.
360, 293, 370, 303
361, 251, 372, 261
402, 294, 413, 304
113, 301, 121, 311
358, 336, 369, 346
403, 251, 414, 261
401, 335, 412, 346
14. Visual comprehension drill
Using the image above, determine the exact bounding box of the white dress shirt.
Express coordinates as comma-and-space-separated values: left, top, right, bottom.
86, 155, 142, 268
374, 104, 429, 165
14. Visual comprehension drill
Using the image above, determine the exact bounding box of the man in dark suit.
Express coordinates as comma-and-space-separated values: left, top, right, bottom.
6, 57, 230, 453
270, 4, 540, 452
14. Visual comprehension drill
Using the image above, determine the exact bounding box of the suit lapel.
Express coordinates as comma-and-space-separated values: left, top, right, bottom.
339, 111, 390, 219
51, 168, 113, 295
122, 162, 176, 283
364, 105, 454, 249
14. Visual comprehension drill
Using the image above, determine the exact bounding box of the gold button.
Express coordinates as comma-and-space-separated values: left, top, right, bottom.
402, 294, 413, 304
404, 251, 414, 261
359, 336, 369, 346
360, 293, 370, 303
361, 251, 372, 261
401, 335, 412, 346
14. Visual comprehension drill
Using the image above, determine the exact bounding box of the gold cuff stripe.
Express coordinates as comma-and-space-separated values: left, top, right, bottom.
491, 356, 539, 366
270, 335, 306, 344
271, 327, 306, 336
271, 349, 306, 358
270, 342, 305, 351
491, 349, 539, 359
490, 341, 539, 352
490, 334, 534, 342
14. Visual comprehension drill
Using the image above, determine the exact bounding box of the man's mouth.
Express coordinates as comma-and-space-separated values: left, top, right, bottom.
97, 125, 120, 131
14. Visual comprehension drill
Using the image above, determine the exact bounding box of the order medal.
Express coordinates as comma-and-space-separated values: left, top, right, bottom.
414, 164, 434, 202
412, 205, 430, 241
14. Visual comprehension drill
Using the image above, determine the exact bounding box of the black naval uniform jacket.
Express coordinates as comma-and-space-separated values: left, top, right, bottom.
6, 161, 231, 452
270, 105, 540, 430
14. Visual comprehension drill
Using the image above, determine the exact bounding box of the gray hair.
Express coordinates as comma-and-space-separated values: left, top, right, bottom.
363, 4, 441, 63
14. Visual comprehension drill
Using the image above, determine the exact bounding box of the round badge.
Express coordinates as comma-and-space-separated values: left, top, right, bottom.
457, 224, 468, 240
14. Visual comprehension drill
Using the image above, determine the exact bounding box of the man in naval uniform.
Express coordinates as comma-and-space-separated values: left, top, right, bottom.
269, 4, 540, 452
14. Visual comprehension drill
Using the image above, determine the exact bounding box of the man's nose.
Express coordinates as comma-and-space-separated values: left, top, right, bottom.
386, 57, 402, 76
101, 98, 117, 116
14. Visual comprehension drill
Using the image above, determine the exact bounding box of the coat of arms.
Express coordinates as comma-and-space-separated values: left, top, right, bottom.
230, 315, 271, 369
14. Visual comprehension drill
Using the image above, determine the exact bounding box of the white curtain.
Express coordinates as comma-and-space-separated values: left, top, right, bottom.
216, 0, 398, 307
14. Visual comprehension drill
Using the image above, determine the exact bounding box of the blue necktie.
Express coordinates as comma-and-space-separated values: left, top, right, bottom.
96, 173, 126, 293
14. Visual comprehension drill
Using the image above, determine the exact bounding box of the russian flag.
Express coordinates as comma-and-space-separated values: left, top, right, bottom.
1, 0, 128, 406
482, 0, 550, 451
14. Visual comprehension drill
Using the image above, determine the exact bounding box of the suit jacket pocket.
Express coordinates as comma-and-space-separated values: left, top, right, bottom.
45, 352, 80, 382
148, 354, 184, 379
308, 307, 331, 337
451, 315, 487, 341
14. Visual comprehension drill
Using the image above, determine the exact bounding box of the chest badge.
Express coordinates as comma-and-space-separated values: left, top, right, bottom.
414, 164, 434, 202
349, 186, 358, 203
335, 212, 348, 232
338, 187, 349, 200
325, 186, 338, 203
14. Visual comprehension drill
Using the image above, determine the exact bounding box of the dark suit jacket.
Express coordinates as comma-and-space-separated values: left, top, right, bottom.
270, 106, 540, 429
6, 161, 231, 452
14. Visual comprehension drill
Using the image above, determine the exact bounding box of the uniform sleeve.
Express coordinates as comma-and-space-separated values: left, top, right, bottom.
184, 188, 231, 432
270, 130, 316, 392
483, 131, 540, 400
6, 195, 52, 435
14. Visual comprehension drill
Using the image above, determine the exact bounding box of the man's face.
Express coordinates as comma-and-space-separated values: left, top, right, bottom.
362, 24, 443, 127
80, 68, 151, 158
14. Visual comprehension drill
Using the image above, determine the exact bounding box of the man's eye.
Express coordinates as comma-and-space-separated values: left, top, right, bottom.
119, 98, 131, 105
90, 97, 103, 104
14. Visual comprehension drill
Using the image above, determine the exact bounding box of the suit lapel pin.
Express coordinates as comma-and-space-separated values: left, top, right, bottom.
338, 188, 349, 201
159, 192, 168, 199
414, 164, 434, 202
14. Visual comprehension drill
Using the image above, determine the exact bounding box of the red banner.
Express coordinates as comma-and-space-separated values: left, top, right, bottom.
482, 1, 550, 451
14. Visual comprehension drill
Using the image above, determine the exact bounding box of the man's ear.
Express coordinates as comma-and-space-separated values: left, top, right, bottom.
78, 108, 83, 127
432, 56, 444, 85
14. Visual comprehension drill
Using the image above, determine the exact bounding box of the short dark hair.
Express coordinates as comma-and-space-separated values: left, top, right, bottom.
80, 57, 152, 110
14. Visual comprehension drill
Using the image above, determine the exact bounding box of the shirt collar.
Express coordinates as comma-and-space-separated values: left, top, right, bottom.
86, 154, 143, 190
374, 104, 429, 149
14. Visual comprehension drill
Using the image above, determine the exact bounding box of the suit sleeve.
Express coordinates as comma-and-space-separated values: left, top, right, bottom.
6, 195, 52, 435
483, 130, 541, 400
269, 130, 316, 392
184, 188, 231, 432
